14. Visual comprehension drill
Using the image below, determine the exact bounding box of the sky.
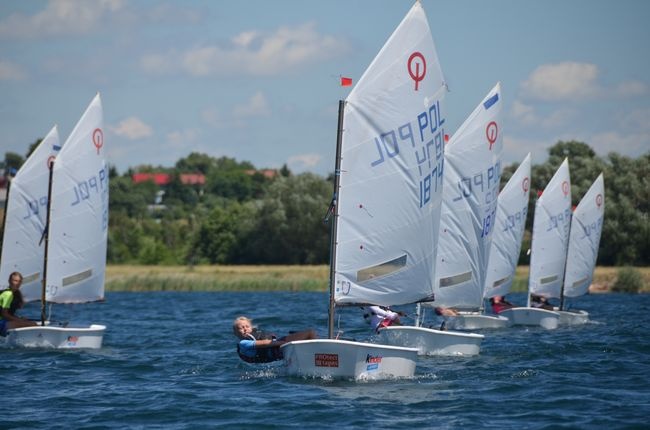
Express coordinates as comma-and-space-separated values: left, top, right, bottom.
1, 0, 649, 176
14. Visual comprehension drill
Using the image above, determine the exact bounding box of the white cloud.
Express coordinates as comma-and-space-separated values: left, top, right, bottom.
141, 22, 350, 77
588, 131, 650, 157
521, 62, 599, 101
0, 0, 125, 38
166, 129, 199, 147
110, 116, 153, 140
613, 80, 648, 97
510, 101, 575, 129
0, 61, 26, 80
617, 108, 650, 132
287, 154, 322, 171
201, 107, 227, 128
502, 135, 549, 165
233, 92, 271, 119
511, 100, 537, 125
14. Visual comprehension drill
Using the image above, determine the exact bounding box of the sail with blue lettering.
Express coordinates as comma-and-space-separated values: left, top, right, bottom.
563, 173, 605, 298
334, 1, 446, 305
432, 83, 504, 310
0, 126, 61, 302
528, 158, 571, 300
45, 94, 107, 303
484, 153, 531, 299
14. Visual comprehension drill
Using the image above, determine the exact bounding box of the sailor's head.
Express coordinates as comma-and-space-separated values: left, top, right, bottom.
233, 316, 253, 339
8, 272, 23, 291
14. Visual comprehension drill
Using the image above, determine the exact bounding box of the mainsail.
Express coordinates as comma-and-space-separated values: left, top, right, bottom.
334, 1, 446, 306
433, 83, 504, 310
528, 158, 571, 300
563, 173, 605, 298
45, 94, 107, 303
484, 153, 531, 299
0, 126, 61, 301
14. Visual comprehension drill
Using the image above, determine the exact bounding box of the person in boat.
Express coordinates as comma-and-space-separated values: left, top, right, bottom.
489, 295, 515, 314
363, 306, 405, 333
0, 272, 37, 336
434, 307, 459, 317
531, 294, 555, 310
233, 316, 317, 363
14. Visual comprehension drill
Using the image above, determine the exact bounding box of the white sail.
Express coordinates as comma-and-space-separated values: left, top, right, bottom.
45, 94, 107, 303
484, 153, 531, 299
433, 83, 503, 310
0, 126, 61, 301
563, 174, 605, 298
334, 1, 446, 306
528, 158, 571, 300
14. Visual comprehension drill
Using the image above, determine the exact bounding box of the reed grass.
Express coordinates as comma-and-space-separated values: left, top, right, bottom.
105, 265, 650, 293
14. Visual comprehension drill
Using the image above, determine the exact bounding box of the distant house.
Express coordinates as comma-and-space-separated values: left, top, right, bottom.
244, 169, 278, 179
179, 173, 206, 185
132, 172, 172, 186
131, 172, 206, 186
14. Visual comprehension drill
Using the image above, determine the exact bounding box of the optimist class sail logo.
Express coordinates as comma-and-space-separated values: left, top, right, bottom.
522, 177, 530, 193
407, 52, 426, 91
93, 128, 104, 155
486, 121, 498, 150
562, 181, 570, 196
596, 193, 603, 208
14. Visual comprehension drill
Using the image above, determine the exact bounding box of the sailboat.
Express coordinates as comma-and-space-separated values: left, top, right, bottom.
557, 173, 605, 325
281, 1, 445, 379
3, 94, 107, 348
378, 83, 503, 354
430, 82, 506, 332
483, 153, 532, 317
0, 126, 61, 302
500, 158, 571, 329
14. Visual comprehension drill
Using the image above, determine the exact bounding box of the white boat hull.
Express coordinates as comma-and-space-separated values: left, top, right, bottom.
4, 324, 106, 349
556, 309, 589, 326
280, 339, 418, 380
445, 313, 509, 330
500, 307, 560, 329
378, 325, 484, 356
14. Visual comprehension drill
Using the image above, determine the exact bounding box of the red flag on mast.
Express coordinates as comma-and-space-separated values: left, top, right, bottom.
340, 76, 353, 87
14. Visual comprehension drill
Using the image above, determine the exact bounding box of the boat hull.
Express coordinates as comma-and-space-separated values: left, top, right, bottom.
378, 325, 484, 356
500, 307, 560, 329
445, 313, 509, 330
556, 309, 589, 326
4, 324, 106, 349
280, 339, 418, 380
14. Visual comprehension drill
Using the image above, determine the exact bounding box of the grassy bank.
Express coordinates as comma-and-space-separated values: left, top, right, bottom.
105, 265, 329, 292
105, 265, 650, 293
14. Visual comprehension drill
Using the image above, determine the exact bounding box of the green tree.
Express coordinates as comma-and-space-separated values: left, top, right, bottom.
3, 152, 24, 174
244, 173, 330, 264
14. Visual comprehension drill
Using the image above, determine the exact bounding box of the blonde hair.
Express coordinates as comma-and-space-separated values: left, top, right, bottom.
232, 316, 252, 335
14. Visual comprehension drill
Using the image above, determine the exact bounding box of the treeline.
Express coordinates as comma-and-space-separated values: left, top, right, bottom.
1, 141, 648, 266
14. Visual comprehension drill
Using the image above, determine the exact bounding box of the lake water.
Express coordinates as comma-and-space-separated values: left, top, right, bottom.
3, 291, 649, 429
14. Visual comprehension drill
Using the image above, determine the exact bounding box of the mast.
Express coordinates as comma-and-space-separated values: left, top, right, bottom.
559, 203, 575, 311
40, 159, 55, 325
327, 100, 345, 339
0, 175, 12, 264
526, 195, 540, 309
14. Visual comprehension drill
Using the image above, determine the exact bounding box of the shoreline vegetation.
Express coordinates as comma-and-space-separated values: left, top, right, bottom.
105, 265, 650, 293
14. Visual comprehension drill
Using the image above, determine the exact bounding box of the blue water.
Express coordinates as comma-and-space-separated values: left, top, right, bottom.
3, 292, 650, 429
